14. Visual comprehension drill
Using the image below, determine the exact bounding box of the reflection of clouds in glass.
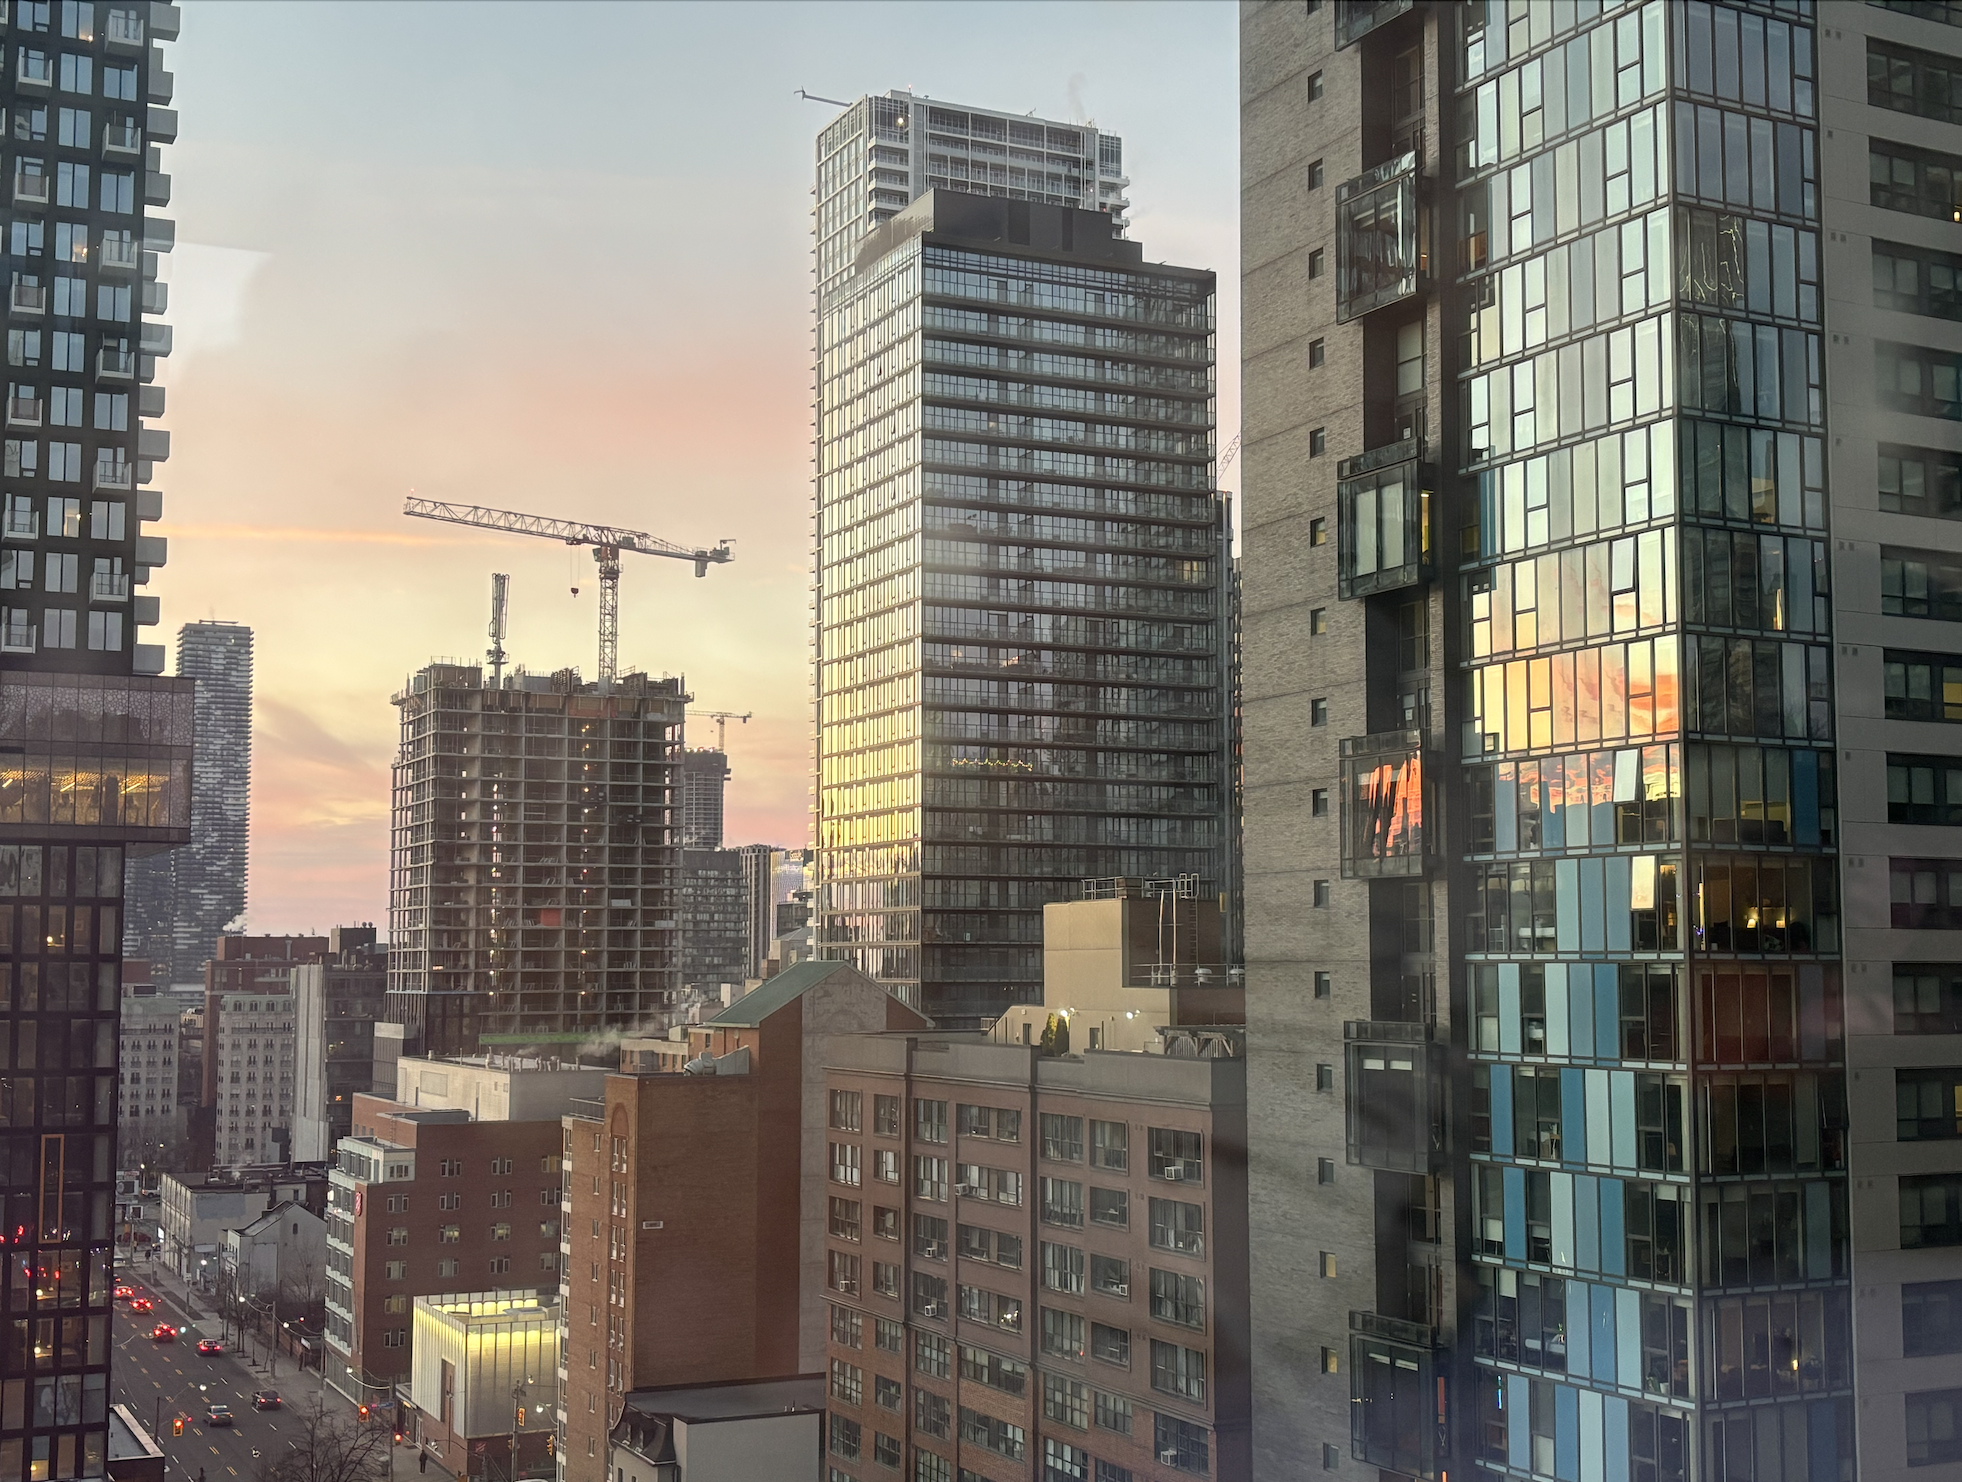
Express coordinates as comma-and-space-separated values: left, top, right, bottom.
156, 243, 271, 369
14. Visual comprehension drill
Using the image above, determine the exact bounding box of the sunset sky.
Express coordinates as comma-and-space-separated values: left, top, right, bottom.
152, 0, 1239, 935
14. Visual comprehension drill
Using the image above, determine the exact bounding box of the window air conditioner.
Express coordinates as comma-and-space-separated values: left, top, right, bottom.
1162, 1166, 1187, 1181
1160, 1449, 1181, 1465
922, 1302, 943, 1318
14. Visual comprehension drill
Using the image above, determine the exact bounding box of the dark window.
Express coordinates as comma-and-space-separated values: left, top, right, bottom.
1151, 1413, 1210, 1475
1875, 0, 1962, 26
1905, 1279, 1962, 1357
1885, 649, 1962, 721
1886, 550, 1962, 621
1897, 964, 1962, 1034
1308, 338, 1325, 367
1307, 71, 1324, 101
1308, 159, 1325, 189
1875, 240, 1962, 321
1313, 879, 1332, 907
1892, 859, 1962, 929
1870, 38, 1962, 125
1908, 1388, 1962, 1466
1899, 1068, 1962, 1141
1890, 755, 1962, 824
1309, 248, 1326, 279
1311, 698, 1328, 725
1878, 340, 1962, 419
1310, 427, 1327, 456
1871, 141, 1962, 222
1313, 971, 1332, 998
1882, 443, 1962, 518
1902, 1172, 1962, 1248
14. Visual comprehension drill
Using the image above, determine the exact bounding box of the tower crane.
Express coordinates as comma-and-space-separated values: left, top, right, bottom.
686, 710, 752, 749
486, 572, 510, 685
403, 498, 732, 687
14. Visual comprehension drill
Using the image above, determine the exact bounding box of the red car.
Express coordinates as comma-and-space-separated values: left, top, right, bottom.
150, 1324, 176, 1342
113, 1285, 134, 1300
128, 1298, 153, 1313
195, 1339, 223, 1355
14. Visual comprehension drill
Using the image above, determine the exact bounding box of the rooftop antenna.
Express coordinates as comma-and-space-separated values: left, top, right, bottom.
487, 572, 510, 686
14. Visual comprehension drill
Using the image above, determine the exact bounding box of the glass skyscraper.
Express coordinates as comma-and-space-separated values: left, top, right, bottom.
812, 96, 1233, 1027
1237, 1, 1962, 1478
0, 3, 190, 1477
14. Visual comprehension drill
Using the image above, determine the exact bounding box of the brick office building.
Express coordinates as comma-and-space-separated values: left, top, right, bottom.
818, 890, 1251, 1482
558, 961, 925, 1480
325, 1093, 572, 1406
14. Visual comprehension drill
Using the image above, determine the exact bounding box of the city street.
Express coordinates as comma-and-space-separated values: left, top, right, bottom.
109, 1276, 381, 1482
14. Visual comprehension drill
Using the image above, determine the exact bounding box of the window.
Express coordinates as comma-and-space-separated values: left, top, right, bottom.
915, 1098, 948, 1144
958, 1407, 1025, 1462
1309, 607, 1328, 635
1150, 1341, 1207, 1403
1153, 1414, 1210, 1475
914, 1329, 950, 1379
1310, 516, 1328, 545
1149, 1128, 1202, 1183
830, 1359, 864, 1406
1310, 697, 1328, 726
1903, 1173, 1962, 1248
1315, 1062, 1335, 1092
1042, 1114, 1084, 1162
1308, 159, 1325, 189
489, 1223, 511, 1242
1306, 71, 1324, 101
876, 1317, 903, 1353
1042, 1242, 1085, 1295
1308, 338, 1325, 367
1908, 1280, 1962, 1359
1879, 340, 1962, 419
1313, 880, 1332, 907
380, 1329, 405, 1349
1312, 788, 1329, 816
1886, 650, 1962, 722
1319, 1251, 1337, 1278
1314, 971, 1331, 998
1893, 860, 1962, 929
1090, 1254, 1129, 1298
873, 1094, 901, 1136
1149, 1198, 1204, 1256
830, 1197, 862, 1241
436, 1259, 457, 1278
914, 1457, 949, 1482
385, 1226, 408, 1247
873, 1432, 900, 1467
1310, 248, 1326, 278
1318, 1158, 1335, 1184
1095, 1392, 1132, 1435
830, 1143, 862, 1187
875, 1375, 902, 1412
1886, 552, 1962, 623
1323, 1442, 1341, 1468
1900, 1069, 1962, 1141
1044, 1374, 1090, 1430
828, 1250, 860, 1295
438, 1225, 459, 1244
1150, 1269, 1206, 1330
874, 1149, 899, 1183
1321, 1347, 1339, 1374
1871, 38, 1962, 125
1040, 1177, 1083, 1228
958, 1345, 1027, 1396
1908, 1389, 1962, 1466
913, 1270, 948, 1319
1898, 965, 1962, 1034
829, 1089, 862, 1131
829, 1416, 861, 1461
913, 1388, 950, 1439
831, 1305, 862, 1349
1882, 443, 1962, 519
1041, 1307, 1086, 1361
383, 1261, 406, 1280
1310, 427, 1327, 456
1875, 241, 1962, 322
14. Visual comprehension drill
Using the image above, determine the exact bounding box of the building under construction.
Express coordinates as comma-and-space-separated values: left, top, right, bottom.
386, 663, 688, 1056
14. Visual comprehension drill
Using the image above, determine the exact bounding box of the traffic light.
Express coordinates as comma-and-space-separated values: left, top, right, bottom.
172, 1418, 184, 1437
515, 1408, 525, 1427
358, 1405, 370, 1423
544, 1435, 554, 1457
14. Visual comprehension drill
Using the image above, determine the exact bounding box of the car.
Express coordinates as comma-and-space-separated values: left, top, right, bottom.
150, 1324, 176, 1342
112, 1285, 134, 1300
195, 1339, 223, 1355
252, 1391, 282, 1411
205, 1406, 233, 1428
128, 1298, 152, 1313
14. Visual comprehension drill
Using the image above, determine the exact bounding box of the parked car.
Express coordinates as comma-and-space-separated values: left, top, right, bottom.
252, 1391, 281, 1411
205, 1406, 233, 1428
195, 1339, 223, 1355
150, 1324, 177, 1342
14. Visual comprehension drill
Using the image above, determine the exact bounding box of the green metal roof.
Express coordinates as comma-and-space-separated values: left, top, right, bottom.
702, 961, 853, 1028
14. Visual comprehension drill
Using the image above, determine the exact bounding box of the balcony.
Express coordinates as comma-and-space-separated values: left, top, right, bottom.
1349, 1310, 1444, 1479
103, 122, 141, 157
1336, 151, 1423, 322
2, 509, 37, 540
6, 396, 43, 428
9, 280, 47, 317
1335, 0, 1415, 47
1337, 440, 1430, 599
1343, 1022, 1444, 1172
16, 52, 52, 89
97, 346, 136, 379
99, 237, 140, 273
94, 461, 133, 492
91, 572, 131, 603
139, 322, 172, 356
0, 616, 35, 653
105, 9, 145, 49
1340, 731, 1428, 879
12, 170, 49, 207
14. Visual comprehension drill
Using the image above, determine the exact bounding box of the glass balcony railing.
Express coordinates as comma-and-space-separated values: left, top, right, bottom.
91, 572, 131, 602
3, 510, 38, 539
0, 617, 36, 652
9, 280, 46, 316
102, 121, 141, 155
1335, 0, 1415, 48
15, 54, 53, 88
1337, 441, 1430, 599
6, 396, 42, 427
1344, 1021, 1443, 1174
105, 9, 144, 47
12, 171, 48, 206
96, 346, 136, 378
1336, 151, 1423, 323
99, 236, 140, 271
93, 462, 133, 491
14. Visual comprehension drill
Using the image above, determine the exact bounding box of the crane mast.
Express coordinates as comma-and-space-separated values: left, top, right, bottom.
487, 572, 510, 685
403, 497, 732, 686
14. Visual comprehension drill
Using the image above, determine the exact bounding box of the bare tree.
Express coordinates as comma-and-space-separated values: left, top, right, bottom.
254, 1403, 391, 1482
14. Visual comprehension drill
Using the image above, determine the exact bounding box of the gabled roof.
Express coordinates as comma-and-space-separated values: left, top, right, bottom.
702, 960, 855, 1028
